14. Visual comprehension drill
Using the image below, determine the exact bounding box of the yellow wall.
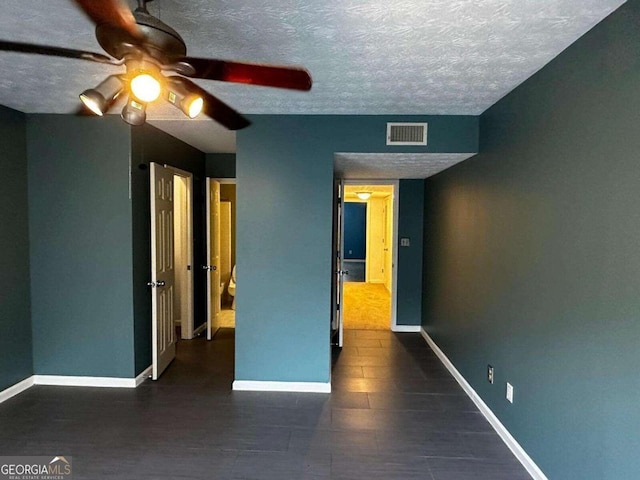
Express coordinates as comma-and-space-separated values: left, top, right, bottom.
220, 184, 236, 268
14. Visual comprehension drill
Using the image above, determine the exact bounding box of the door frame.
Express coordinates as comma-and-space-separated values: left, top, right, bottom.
331, 178, 345, 348
342, 179, 400, 330
164, 165, 195, 340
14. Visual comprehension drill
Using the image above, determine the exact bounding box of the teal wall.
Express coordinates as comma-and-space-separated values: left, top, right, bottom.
0, 105, 32, 391
27, 115, 135, 378
422, 3, 640, 479
131, 124, 205, 375
206, 153, 236, 178
397, 179, 424, 326
236, 115, 477, 383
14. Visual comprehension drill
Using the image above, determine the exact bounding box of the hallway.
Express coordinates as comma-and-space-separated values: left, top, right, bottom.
0, 330, 529, 479
342, 283, 390, 330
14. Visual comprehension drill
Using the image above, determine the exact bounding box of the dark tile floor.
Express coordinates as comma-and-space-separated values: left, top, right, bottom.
0, 329, 531, 479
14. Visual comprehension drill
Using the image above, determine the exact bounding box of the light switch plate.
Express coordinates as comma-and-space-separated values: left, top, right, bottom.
400, 237, 410, 247
506, 382, 514, 403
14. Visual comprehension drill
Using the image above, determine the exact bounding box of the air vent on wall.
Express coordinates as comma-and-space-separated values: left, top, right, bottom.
386, 123, 428, 146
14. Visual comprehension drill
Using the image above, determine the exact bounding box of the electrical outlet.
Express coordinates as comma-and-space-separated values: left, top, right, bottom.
506, 382, 514, 403
487, 365, 494, 384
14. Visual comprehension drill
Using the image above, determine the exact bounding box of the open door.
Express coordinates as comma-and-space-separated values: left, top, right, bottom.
150, 162, 176, 380
205, 178, 221, 340
331, 178, 345, 347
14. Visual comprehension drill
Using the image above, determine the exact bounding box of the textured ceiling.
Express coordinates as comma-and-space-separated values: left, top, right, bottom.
335, 153, 476, 179
0, 0, 626, 154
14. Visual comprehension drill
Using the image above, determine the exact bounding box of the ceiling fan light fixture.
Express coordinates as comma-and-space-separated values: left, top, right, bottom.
130, 73, 161, 103
356, 192, 372, 200
121, 97, 147, 126
167, 80, 204, 118
79, 75, 124, 116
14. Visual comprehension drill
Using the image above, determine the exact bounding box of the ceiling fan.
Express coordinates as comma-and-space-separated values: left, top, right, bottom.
0, 0, 312, 130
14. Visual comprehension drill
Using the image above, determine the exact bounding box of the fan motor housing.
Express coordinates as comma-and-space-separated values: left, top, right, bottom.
96, 10, 187, 63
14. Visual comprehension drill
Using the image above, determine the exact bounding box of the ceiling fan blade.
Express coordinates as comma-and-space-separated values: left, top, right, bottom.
171, 77, 251, 130
181, 57, 312, 91
72, 0, 142, 39
0, 40, 117, 65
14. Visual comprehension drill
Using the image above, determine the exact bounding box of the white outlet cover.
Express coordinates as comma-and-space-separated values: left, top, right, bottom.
506, 382, 514, 403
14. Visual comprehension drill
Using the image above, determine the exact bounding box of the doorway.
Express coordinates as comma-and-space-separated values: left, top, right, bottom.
218, 181, 236, 329
341, 182, 398, 331
170, 169, 194, 340
206, 178, 236, 339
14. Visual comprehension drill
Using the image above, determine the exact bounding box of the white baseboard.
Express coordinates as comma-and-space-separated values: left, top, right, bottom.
0, 376, 35, 404
420, 328, 547, 480
135, 366, 152, 386
233, 380, 331, 393
33, 375, 138, 389
194, 323, 206, 336
391, 325, 421, 333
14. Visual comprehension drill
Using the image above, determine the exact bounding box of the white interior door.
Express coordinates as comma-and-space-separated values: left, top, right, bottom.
150, 162, 176, 380
332, 179, 345, 347
205, 178, 221, 340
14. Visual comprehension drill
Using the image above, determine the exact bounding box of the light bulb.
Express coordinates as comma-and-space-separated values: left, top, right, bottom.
187, 96, 204, 118
130, 73, 161, 103
167, 79, 204, 119
79, 94, 104, 116
79, 75, 124, 116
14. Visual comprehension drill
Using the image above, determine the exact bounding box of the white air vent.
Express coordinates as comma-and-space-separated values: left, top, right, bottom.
386, 123, 428, 146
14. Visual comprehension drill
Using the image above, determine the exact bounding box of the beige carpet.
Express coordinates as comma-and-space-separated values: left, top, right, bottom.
218, 308, 235, 328
343, 282, 390, 330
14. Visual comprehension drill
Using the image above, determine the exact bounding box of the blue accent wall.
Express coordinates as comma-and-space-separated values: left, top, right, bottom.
343, 202, 367, 259
131, 124, 205, 375
397, 179, 424, 326
0, 105, 32, 391
422, 3, 639, 479
236, 115, 477, 383
27, 115, 134, 378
